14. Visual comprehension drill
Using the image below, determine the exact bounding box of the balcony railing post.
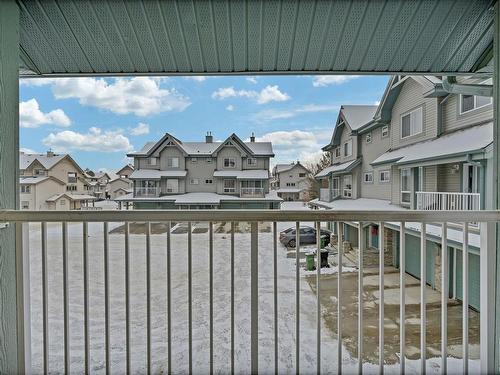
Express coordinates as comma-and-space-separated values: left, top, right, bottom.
251, 221, 259, 374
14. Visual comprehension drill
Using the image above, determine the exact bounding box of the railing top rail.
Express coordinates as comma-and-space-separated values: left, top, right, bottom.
0, 209, 498, 222
416, 191, 481, 196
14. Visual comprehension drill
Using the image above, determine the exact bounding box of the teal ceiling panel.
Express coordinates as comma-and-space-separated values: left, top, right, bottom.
18, 0, 494, 76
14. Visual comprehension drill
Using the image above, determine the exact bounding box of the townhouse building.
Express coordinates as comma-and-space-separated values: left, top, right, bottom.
311, 76, 493, 310
84, 171, 111, 200
116, 132, 281, 209
20, 151, 96, 210
271, 161, 311, 201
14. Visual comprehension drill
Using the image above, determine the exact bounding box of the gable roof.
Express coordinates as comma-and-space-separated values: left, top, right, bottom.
20, 152, 85, 174
341, 105, 378, 131
19, 176, 65, 185
274, 162, 311, 174
129, 133, 274, 158
116, 164, 135, 175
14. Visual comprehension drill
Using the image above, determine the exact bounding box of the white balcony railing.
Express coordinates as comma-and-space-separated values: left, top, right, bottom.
319, 188, 340, 202
3, 209, 498, 374
416, 192, 481, 211
134, 187, 159, 197
240, 187, 264, 197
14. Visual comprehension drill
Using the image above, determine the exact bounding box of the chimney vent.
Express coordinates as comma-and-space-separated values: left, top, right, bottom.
250, 132, 255, 142
206, 131, 213, 143
46, 150, 54, 157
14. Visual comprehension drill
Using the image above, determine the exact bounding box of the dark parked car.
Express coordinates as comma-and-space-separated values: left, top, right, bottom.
279, 226, 331, 248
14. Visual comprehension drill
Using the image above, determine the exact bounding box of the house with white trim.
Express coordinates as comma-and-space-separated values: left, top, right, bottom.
116, 132, 281, 209
271, 161, 311, 201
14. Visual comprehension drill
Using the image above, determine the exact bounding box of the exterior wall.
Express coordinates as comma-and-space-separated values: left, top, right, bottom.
158, 146, 185, 170
22, 159, 47, 176
216, 146, 243, 170
185, 157, 217, 193
442, 94, 493, 133
437, 164, 461, 193
277, 164, 310, 192
48, 158, 87, 193
20, 179, 65, 210
359, 125, 391, 200
109, 178, 132, 200
242, 156, 267, 170
331, 124, 358, 165
390, 78, 438, 149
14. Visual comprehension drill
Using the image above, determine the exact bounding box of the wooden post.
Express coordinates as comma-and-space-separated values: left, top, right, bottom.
0, 1, 21, 373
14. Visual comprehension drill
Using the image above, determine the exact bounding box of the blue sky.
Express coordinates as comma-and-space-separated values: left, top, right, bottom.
20, 74, 388, 172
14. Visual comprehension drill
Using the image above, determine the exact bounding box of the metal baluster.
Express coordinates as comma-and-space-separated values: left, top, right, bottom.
103, 222, 110, 374
231, 222, 235, 374
42, 221, 49, 374
124, 222, 131, 374
316, 221, 321, 375
463, 223, 469, 374
62, 222, 70, 374
400, 222, 405, 375
337, 222, 343, 374
379, 222, 385, 374
441, 223, 448, 374
17, 222, 31, 373
188, 222, 193, 374
251, 222, 259, 374
83, 222, 90, 375
166, 221, 172, 374
273, 222, 278, 375
358, 222, 365, 374
421, 223, 427, 374
209, 222, 214, 374
146, 222, 152, 373
295, 221, 300, 375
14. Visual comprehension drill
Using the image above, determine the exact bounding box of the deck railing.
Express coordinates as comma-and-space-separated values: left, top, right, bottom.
319, 188, 330, 202
3, 209, 498, 374
240, 187, 264, 197
134, 187, 159, 197
416, 192, 481, 211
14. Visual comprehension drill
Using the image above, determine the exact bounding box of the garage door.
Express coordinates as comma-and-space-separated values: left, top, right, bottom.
400, 233, 436, 288
454, 249, 480, 311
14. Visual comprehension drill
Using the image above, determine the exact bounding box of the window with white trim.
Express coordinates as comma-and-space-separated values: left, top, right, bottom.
380, 170, 391, 183
147, 157, 157, 165
224, 158, 236, 168
335, 148, 341, 158
189, 178, 199, 185
299, 173, 306, 178
363, 172, 373, 183
460, 94, 492, 114
247, 158, 257, 166
401, 107, 423, 139
205, 179, 213, 184
343, 139, 352, 157
286, 182, 296, 187
223, 179, 236, 192
400, 168, 411, 204
365, 132, 372, 143
67, 172, 77, 183
381, 125, 389, 138
20, 185, 31, 193
166, 179, 179, 193
167, 157, 179, 168
343, 175, 352, 198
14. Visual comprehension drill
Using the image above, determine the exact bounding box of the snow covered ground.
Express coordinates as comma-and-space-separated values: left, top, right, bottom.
26, 214, 479, 374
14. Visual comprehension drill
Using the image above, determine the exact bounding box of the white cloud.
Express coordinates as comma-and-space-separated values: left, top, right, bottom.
253, 103, 339, 122
20, 147, 37, 154
24, 77, 191, 116
225, 105, 235, 111
185, 76, 208, 82
246, 77, 258, 84
374, 100, 381, 106
211, 85, 290, 104
130, 122, 150, 136
312, 75, 360, 87
254, 129, 331, 165
20, 99, 71, 128
43, 127, 133, 153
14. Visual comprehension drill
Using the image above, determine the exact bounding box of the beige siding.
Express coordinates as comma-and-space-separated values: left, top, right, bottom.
423, 166, 438, 192
331, 124, 358, 165
185, 157, 216, 193
216, 146, 243, 170
242, 156, 267, 170
158, 146, 185, 170
390, 78, 438, 149
442, 94, 493, 133
437, 164, 461, 193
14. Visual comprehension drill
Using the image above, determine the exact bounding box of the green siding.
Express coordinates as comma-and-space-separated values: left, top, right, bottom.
399, 233, 436, 288
454, 249, 480, 311
134, 202, 160, 209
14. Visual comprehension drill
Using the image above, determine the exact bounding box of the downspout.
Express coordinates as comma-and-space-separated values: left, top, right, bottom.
442, 76, 493, 97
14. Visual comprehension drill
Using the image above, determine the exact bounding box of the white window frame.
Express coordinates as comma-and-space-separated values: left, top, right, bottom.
223, 179, 236, 193
342, 175, 352, 198
247, 158, 257, 166
67, 172, 77, 183
189, 178, 199, 185
299, 172, 306, 178
381, 125, 389, 138
363, 172, 373, 183
335, 148, 341, 158
459, 94, 492, 114
400, 107, 423, 139
400, 168, 411, 205
223, 158, 236, 168
365, 132, 372, 143
147, 157, 157, 166
20, 185, 31, 193
379, 170, 391, 183
167, 157, 179, 168
343, 139, 352, 157
166, 179, 179, 193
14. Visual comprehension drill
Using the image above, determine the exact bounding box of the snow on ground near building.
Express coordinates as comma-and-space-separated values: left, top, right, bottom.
26, 219, 479, 374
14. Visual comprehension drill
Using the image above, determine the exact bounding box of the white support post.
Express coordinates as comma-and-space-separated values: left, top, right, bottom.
0, 1, 20, 373
494, 2, 500, 371
480, 222, 496, 373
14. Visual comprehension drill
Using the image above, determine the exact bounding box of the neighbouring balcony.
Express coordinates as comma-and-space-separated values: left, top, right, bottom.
319, 188, 340, 202
3, 209, 497, 374
416, 191, 481, 211
134, 187, 160, 197
240, 187, 265, 197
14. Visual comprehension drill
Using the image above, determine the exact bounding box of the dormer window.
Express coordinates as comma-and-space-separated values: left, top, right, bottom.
224, 158, 236, 168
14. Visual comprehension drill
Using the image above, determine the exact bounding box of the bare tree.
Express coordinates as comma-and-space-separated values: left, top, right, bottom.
304, 152, 330, 200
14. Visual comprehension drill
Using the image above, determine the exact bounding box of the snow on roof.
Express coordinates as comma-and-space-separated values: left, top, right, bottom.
213, 169, 269, 179
372, 122, 493, 166
276, 188, 302, 193
20, 153, 67, 170
309, 197, 407, 211
341, 105, 378, 130
115, 191, 282, 203
129, 169, 188, 179
315, 159, 361, 178
274, 163, 295, 173
46, 193, 96, 202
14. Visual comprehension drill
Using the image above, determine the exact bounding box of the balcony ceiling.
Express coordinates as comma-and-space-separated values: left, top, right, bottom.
18, 0, 494, 77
